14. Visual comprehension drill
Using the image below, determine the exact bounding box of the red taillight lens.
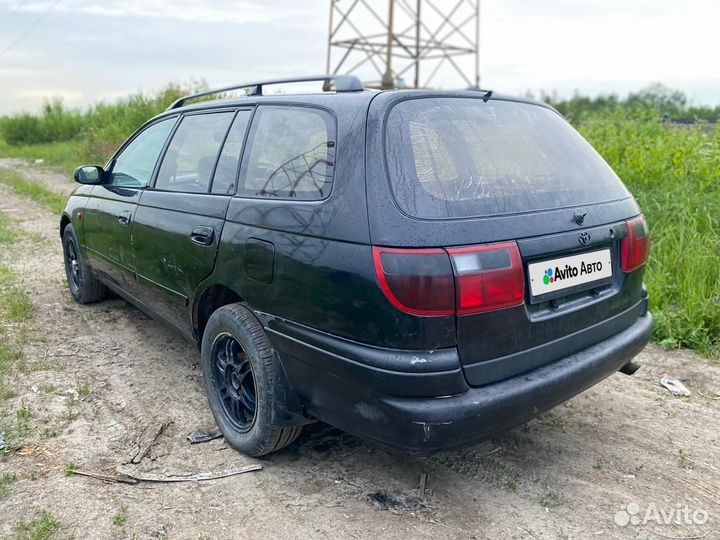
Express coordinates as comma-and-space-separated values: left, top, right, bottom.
373, 242, 525, 316
447, 242, 525, 314
372, 247, 455, 316
621, 215, 650, 272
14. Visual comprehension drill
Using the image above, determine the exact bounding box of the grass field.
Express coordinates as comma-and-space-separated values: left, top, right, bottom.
0, 168, 66, 215
579, 112, 719, 356
0, 86, 718, 358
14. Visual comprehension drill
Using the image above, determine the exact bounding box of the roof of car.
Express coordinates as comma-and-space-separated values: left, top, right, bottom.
149, 75, 558, 122
159, 89, 554, 116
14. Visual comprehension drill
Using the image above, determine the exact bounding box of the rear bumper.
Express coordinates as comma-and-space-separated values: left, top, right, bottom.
265, 310, 652, 454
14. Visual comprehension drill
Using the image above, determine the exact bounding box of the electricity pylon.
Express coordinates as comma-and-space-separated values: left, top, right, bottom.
326, 0, 480, 89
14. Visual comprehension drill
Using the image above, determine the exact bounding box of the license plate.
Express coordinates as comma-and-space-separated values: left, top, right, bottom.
528, 249, 612, 297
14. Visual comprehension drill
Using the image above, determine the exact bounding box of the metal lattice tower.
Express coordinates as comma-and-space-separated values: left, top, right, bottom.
326, 0, 480, 89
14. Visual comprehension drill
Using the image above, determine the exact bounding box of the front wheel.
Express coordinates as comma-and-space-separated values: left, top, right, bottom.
201, 303, 302, 456
62, 224, 108, 304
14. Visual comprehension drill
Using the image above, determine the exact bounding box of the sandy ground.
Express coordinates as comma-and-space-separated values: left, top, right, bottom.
0, 159, 718, 539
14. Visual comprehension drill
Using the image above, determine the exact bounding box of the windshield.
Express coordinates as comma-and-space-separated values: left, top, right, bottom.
385, 97, 630, 219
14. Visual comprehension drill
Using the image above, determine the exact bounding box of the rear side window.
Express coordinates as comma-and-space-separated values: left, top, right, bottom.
385, 98, 630, 219
238, 106, 335, 200
155, 112, 234, 193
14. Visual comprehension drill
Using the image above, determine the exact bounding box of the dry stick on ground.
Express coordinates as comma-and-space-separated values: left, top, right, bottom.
72, 469, 139, 485
73, 464, 262, 484
119, 465, 264, 483
127, 420, 172, 464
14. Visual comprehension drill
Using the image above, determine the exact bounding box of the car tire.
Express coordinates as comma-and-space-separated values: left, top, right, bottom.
62, 224, 108, 304
201, 303, 302, 456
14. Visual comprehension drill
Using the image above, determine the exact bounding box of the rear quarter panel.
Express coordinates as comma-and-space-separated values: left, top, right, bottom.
203, 96, 456, 349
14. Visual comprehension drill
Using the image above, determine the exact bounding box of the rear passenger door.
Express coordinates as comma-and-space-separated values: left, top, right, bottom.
132, 109, 252, 333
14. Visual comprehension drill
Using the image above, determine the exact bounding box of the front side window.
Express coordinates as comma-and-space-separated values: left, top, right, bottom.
110, 117, 176, 188
155, 112, 235, 193
238, 106, 335, 200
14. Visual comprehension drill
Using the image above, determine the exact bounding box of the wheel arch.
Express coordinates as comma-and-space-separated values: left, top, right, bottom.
192, 283, 244, 347
60, 213, 72, 238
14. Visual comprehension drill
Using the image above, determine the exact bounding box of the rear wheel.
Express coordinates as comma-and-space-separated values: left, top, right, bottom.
201, 303, 302, 456
62, 224, 108, 304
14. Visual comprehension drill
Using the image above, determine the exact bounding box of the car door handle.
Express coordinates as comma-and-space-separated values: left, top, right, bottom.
190, 226, 215, 246
118, 210, 132, 226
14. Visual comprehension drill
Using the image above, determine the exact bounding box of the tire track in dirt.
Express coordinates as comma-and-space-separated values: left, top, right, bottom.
0, 161, 718, 539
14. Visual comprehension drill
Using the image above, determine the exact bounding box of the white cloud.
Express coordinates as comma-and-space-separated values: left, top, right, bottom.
479, 0, 720, 98
9, 0, 284, 24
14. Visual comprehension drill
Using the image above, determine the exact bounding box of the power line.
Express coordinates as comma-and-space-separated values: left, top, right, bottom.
0, 0, 62, 60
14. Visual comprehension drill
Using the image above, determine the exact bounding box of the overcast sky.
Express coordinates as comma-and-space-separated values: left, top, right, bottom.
0, 0, 718, 114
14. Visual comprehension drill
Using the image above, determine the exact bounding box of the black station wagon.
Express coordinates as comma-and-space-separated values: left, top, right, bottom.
61, 75, 652, 456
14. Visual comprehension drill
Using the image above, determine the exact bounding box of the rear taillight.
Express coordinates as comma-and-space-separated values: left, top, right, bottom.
372, 242, 525, 317
621, 215, 650, 272
447, 242, 525, 314
372, 247, 455, 316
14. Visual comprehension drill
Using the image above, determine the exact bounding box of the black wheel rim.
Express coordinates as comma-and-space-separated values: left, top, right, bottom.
211, 333, 257, 432
65, 236, 81, 293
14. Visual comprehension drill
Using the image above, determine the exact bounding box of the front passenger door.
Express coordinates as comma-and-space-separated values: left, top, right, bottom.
83, 117, 177, 291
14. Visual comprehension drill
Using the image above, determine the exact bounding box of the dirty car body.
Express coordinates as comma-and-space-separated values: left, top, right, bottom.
60, 75, 652, 455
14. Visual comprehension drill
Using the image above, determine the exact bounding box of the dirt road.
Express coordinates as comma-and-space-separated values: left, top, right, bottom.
0, 160, 718, 539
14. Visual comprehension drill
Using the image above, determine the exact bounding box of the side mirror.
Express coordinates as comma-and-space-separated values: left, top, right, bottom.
74, 165, 105, 184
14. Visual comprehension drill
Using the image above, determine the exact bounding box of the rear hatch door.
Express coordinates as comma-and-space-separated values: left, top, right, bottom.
365, 92, 648, 385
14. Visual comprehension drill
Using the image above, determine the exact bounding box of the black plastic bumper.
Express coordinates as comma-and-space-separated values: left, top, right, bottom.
265, 311, 653, 454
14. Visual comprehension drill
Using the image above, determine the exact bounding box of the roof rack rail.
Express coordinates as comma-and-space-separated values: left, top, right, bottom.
166, 74, 364, 110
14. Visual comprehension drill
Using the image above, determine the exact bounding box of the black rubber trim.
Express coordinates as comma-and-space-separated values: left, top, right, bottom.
266, 317, 460, 373
263, 317, 467, 398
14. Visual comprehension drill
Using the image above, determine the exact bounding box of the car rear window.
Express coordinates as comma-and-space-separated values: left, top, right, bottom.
385, 97, 630, 219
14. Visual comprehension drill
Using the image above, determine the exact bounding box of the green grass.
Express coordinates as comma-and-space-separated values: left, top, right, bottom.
0, 340, 23, 377
0, 215, 33, 452
678, 448, 691, 469
0, 213, 15, 245
0, 264, 15, 282
0, 261, 25, 404
16, 404, 33, 437
0, 83, 201, 167
112, 505, 128, 526
16, 509, 60, 540
0, 140, 80, 176
580, 112, 720, 357
76, 382, 91, 398
5, 288, 32, 322
538, 491, 568, 508
538, 412, 570, 432
0, 472, 18, 496
0, 343, 22, 376
0, 169, 66, 215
